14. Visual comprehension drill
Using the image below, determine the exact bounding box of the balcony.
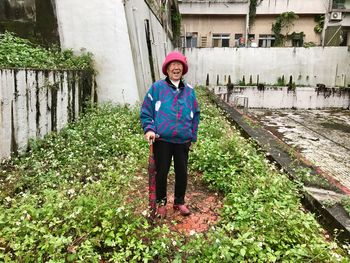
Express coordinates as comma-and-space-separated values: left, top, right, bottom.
332, 0, 350, 12
179, 0, 248, 15
256, 0, 329, 15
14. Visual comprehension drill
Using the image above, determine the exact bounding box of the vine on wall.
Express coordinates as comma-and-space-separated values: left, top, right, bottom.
271, 12, 299, 46
314, 14, 325, 34
249, 0, 259, 27
171, 7, 182, 42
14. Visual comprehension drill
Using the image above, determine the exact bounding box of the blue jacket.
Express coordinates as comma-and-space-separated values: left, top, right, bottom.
140, 78, 200, 144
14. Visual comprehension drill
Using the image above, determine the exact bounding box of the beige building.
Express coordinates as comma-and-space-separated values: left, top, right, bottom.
179, 0, 350, 47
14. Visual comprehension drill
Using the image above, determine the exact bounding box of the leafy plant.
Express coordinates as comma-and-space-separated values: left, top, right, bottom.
249, 0, 261, 27
314, 14, 325, 34
276, 75, 285, 86
341, 197, 350, 216
0, 32, 93, 70
171, 8, 182, 42
272, 12, 299, 47
304, 41, 317, 48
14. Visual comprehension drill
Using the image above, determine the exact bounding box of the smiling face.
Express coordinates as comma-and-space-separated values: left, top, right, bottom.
167, 61, 183, 81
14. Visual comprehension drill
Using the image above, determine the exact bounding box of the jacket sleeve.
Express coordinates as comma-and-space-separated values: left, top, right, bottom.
140, 85, 156, 134
191, 90, 200, 142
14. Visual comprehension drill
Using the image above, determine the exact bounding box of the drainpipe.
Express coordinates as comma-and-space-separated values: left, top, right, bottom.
321, 14, 329, 47
246, 0, 250, 47
322, 0, 332, 47
132, 6, 147, 90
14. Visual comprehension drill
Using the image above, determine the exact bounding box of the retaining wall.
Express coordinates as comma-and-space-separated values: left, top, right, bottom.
0, 69, 95, 160
213, 85, 350, 109
185, 47, 350, 88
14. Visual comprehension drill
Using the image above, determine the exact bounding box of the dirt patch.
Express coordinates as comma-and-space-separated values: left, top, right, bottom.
131, 171, 223, 236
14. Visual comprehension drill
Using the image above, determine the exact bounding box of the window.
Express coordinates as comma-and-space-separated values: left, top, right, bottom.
332, 0, 346, 9
234, 34, 243, 47
258, 34, 275, 47
291, 32, 304, 47
248, 34, 256, 47
186, 32, 198, 48
201, 36, 207, 47
212, 33, 230, 47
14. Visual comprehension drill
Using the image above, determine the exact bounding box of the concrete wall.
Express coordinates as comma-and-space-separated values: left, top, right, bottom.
256, 0, 329, 14
0, 69, 95, 160
54, 0, 174, 104
180, 0, 328, 15
124, 0, 174, 98
213, 86, 350, 109
54, 0, 139, 104
0, 0, 36, 21
0, 0, 59, 45
179, 1, 248, 15
184, 47, 350, 87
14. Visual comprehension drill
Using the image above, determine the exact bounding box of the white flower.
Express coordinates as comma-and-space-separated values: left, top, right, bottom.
142, 210, 148, 216
189, 230, 196, 236
67, 189, 75, 196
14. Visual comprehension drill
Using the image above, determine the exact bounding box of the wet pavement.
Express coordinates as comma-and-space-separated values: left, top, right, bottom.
248, 109, 350, 192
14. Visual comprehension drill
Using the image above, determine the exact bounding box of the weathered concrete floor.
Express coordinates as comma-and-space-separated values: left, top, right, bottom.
249, 109, 350, 192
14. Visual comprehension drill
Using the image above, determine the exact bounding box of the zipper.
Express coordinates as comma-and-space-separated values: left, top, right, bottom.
176, 88, 179, 135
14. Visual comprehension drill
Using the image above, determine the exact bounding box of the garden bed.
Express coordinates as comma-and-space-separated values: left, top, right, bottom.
0, 88, 349, 261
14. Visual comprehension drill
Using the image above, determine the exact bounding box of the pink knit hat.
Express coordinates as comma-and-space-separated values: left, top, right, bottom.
162, 51, 188, 76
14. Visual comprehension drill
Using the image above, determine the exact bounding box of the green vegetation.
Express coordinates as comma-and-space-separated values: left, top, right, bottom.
0, 32, 93, 70
293, 167, 340, 192
342, 197, 350, 216
272, 12, 299, 47
304, 42, 317, 48
238, 75, 246, 86
249, 0, 260, 27
171, 9, 182, 42
314, 14, 325, 34
0, 88, 348, 261
276, 75, 285, 86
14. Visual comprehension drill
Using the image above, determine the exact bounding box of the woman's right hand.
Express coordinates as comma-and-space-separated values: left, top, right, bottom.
145, 131, 156, 144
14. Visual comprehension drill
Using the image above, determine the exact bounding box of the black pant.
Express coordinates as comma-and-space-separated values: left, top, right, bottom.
153, 140, 190, 205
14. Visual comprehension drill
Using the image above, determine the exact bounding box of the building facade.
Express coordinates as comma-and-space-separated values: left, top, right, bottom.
324, 0, 350, 46
179, 0, 350, 47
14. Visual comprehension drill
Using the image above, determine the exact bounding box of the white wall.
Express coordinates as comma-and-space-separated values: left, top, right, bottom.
179, 1, 248, 15
185, 47, 350, 88
256, 0, 329, 14
0, 69, 93, 160
54, 0, 139, 104
214, 86, 350, 109
179, 0, 328, 15
124, 0, 174, 99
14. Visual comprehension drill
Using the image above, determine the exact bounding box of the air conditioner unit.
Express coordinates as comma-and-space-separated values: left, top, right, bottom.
330, 11, 342, 21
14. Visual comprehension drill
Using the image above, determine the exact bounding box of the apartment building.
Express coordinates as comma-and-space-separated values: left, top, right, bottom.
179, 0, 350, 47
325, 0, 350, 45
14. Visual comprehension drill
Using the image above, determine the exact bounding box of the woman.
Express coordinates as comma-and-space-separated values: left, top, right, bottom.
140, 51, 200, 218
